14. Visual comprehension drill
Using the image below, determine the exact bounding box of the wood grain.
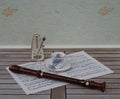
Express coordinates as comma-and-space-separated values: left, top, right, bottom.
0, 48, 120, 99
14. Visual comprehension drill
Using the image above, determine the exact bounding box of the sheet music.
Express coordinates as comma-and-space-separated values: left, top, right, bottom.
6, 51, 113, 94
64, 51, 113, 79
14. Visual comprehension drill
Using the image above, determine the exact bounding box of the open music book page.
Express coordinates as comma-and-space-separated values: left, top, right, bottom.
6, 51, 113, 94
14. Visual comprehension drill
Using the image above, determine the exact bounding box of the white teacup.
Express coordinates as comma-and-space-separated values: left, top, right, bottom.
51, 52, 65, 69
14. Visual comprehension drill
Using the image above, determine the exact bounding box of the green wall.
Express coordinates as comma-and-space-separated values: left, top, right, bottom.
0, 0, 120, 46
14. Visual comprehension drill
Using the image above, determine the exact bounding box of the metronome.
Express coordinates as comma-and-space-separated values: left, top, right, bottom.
31, 33, 46, 61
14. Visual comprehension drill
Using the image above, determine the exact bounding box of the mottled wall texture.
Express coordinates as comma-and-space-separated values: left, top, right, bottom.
0, 0, 120, 46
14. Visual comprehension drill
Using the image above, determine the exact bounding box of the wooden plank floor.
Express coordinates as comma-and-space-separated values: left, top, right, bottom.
0, 48, 120, 99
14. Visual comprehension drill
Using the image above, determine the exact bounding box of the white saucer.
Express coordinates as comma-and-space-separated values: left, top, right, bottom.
53, 64, 72, 72
46, 62, 72, 72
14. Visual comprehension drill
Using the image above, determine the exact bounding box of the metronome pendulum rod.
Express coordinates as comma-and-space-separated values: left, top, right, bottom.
35, 35, 39, 49
38, 36, 46, 51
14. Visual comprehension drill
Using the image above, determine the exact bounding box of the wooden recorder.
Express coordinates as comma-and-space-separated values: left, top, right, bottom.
9, 65, 106, 92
